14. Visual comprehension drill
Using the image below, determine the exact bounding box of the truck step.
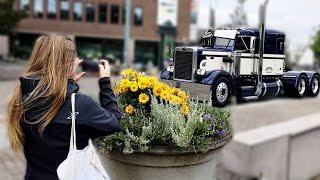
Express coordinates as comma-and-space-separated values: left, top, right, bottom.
242, 96, 259, 100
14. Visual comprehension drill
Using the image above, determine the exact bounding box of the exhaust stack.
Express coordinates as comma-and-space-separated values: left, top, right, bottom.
255, 0, 269, 96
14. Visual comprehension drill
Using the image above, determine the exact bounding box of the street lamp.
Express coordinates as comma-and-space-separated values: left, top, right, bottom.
123, 0, 132, 68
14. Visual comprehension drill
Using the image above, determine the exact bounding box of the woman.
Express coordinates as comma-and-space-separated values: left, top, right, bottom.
6, 34, 122, 180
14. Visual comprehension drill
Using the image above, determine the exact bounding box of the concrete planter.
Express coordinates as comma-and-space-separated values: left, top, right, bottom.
96, 134, 232, 180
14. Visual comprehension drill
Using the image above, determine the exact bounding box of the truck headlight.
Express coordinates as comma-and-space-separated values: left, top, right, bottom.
196, 69, 206, 76
167, 66, 174, 72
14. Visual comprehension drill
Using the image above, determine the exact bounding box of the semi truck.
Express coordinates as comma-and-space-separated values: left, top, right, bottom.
160, 0, 319, 107
160, 28, 319, 107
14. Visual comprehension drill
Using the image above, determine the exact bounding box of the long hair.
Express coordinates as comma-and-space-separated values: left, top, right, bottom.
6, 34, 77, 151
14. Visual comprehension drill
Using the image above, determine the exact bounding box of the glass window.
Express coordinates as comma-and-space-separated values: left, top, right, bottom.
111, 5, 119, 24
34, 0, 43, 18
235, 36, 251, 51
60, 0, 69, 20
47, 0, 56, 19
134, 7, 143, 26
20, 0, 29, 11
98, 3, 107, 23
73, 1, 82, 21
122, 8, 125, 24
86, 3, 95, 22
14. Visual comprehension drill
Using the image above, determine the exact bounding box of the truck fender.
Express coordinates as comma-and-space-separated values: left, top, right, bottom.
282, 71, 309, 88
160, 70, 173, 80
201, 70, 235, 95
304, 71, 320, 88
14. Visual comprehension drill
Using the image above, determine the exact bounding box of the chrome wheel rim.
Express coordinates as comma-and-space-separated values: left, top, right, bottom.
312, 77, 319, 94
216, 82, 228, 103
298, 78, 306, 95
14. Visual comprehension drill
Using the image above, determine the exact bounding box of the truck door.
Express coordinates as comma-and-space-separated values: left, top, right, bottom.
235, 36, 255, 75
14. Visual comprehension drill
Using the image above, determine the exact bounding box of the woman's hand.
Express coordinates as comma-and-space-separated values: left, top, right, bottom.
99, 60, 111, 78
70, 57, 86, 83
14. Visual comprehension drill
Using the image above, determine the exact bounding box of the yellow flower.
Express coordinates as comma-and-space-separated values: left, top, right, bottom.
138, 77, 150, 90
120, 79, 131, 89
160, 90, 169, 100
130, 82, 138, 92
180, 104, 190, 115
125, 104, 134, 114
121, 68, 134, 78
148, 77, 158, 87
153, 85, 162, 97
169, 95, 181, 105
138, 93, 150, 104
115, 85, 126, 94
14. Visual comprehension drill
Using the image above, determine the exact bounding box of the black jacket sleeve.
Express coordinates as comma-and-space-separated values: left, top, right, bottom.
98, 77, 122, 120
77, 77, 122, 138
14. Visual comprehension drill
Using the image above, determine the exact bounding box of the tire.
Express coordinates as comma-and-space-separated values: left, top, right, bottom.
211, 77, 231, 107
295, 75, 308, 98
307, 75, 320, 97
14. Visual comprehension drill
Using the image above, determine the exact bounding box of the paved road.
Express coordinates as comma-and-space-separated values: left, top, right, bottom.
1, 77, 320, 179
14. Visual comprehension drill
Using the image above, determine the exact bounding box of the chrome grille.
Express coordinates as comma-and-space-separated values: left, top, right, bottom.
174, 50, 194, 80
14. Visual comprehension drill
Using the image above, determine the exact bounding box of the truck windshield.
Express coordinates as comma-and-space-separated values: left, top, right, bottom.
200, 37, 234, 50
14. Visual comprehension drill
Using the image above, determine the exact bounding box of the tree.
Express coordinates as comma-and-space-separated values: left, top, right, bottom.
311, 28, 320, 68
230, 0, 248, 27
0, 0, 25, 35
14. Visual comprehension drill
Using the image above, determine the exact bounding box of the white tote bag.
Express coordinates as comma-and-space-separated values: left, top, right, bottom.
57, 93, 110, 180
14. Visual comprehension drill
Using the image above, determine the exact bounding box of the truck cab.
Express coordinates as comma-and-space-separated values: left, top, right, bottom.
161, 28, 319, 106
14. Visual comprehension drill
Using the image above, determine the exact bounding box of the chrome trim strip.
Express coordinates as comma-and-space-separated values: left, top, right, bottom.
262, 83, 267, 97
275, 80, 281, 96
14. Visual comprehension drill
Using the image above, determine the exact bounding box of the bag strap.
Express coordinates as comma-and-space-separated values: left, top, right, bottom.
69, 93, 77, 151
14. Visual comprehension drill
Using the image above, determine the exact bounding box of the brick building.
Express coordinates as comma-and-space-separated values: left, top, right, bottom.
11, 0, 191, 65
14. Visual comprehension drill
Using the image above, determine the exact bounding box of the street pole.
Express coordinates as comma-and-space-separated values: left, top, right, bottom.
123, 0, 132, 68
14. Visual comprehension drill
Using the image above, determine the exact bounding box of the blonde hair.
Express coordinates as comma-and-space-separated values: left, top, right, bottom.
6, 34, 77, 151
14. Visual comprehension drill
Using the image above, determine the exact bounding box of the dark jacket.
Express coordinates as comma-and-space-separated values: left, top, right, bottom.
20, 77, 121, 180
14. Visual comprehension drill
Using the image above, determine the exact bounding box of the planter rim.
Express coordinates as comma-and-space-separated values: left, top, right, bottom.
97, 133, 232, 155
96, 134, 232, 167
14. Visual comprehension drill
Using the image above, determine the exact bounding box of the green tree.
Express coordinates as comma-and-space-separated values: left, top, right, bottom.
311, 28, 320, 68
0, 0, 25, 35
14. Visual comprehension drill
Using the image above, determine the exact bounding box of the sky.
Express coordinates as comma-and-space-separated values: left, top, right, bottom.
196, 0, 320, 52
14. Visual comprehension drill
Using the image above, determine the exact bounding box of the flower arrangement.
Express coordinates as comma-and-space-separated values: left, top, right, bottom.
97, 69, 232, 154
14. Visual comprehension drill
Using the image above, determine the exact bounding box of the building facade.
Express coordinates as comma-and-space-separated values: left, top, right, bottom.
12, 0, 191, 65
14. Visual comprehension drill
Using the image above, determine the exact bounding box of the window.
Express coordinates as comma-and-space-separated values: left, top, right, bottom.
98, 3, 107, 23
47, 0, 56, 19
34, 0, 43, 18
20, 0, 29, 11
73, 1, 82, 21
276, 38, 285, 54
134, 7, 143, 26
111, 5, 119, 24
86, 3, 95, 22
235, 36, 251, 51
60, 0, 69, 20
122, 8, 125, 24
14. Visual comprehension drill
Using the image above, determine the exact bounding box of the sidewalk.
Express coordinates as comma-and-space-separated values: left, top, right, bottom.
0, 122, 25, 180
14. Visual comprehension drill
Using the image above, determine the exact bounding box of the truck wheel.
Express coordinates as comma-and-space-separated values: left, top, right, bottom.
211, 77, 231, 107
295, 75, 308, 98
307, 75, 320, 97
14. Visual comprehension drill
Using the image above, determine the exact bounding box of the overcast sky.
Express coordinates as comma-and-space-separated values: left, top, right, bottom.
196, 0, 320, 51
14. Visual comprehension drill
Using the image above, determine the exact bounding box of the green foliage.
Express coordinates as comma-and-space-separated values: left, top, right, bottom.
0, 0, 26, 34
97, 95, 232, 154
311, 29, 320, 65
